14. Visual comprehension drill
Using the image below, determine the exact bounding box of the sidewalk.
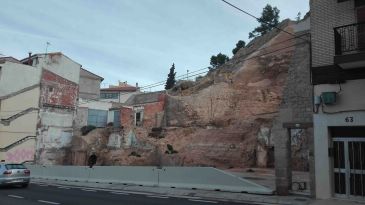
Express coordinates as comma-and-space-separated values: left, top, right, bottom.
31, 178, 311, 205
309, 199, 365, 205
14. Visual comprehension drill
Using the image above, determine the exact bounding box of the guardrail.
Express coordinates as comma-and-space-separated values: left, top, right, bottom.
27, 165, 273, 195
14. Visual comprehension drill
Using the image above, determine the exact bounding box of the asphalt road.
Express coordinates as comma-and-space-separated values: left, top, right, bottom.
0, 182, 256, 205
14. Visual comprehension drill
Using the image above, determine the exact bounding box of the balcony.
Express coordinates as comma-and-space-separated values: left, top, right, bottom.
334, 22, 365, 69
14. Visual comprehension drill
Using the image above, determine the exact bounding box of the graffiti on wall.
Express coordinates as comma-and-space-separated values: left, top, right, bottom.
6, 148, 34, 163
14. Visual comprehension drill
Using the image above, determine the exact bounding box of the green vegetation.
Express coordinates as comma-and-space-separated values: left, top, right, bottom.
209, 53, 229, 69
165, 63, 176, 90
129, 151, 141, 157
249, 4, 280, 39
232, 40, 246, 55
165, 144, 178, 154
81, 125, 96, 136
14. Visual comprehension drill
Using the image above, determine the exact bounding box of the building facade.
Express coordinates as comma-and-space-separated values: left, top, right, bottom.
311, 0, 365, 199
100, 81, 140, 103
0, 52, 81, 164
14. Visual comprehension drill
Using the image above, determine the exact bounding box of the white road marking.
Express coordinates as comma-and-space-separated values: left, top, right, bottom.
147, 195, 170, 199
38, 184, 49, 187
38, 200, 60, 205
8, 195, 24, 199
81, 188, 97, 192
110, 192, 130, 195
169, 195, 201, 199
188, 199, 218, 204
57, 186, 70, 189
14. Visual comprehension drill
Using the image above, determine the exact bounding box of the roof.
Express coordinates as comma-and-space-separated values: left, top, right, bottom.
20, 52, 82, 66
80, 67, 104, 81
100, 86, 137, 92
0, 57, 21, 64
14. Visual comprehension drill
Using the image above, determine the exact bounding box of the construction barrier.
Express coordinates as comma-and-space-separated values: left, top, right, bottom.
27, 165, 273, 195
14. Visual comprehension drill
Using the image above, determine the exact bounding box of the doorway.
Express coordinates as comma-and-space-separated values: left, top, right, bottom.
332, 127, 365, 198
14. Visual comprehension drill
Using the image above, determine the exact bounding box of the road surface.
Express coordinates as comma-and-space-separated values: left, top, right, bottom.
0, 182, 256, 205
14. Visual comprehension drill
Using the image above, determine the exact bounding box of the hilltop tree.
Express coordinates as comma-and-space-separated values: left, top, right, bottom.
210, 53, 229, 69
165, 63, 176, 90
249, 4, 280, 39
232, 40, 246, 55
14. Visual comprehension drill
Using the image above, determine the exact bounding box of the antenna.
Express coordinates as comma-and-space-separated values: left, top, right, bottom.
45, 42, 51, 55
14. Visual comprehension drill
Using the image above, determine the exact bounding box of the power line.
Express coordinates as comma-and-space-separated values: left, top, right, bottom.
220, 0, 310, 43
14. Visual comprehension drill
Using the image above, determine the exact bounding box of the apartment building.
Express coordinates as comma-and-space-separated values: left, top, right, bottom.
311, 0, 365, 199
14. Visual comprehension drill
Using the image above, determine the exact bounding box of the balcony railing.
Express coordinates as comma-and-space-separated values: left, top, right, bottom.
334, 22, 365, 55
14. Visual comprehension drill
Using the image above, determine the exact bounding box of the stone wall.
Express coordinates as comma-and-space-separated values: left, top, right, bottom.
272, 26, 313, 195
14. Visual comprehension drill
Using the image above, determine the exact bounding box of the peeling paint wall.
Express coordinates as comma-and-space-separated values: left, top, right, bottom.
41, 69, 78, 108
35, 55, 81, 165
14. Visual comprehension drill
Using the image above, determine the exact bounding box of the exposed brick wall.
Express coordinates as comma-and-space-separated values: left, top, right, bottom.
40, 69, 78, 108
120, 94, 166, 132
311, 0, 355, 67
121, 106, 134, 128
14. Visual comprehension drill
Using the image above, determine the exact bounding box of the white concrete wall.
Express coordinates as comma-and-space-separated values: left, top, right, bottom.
314, 79, 365, 113
38, 110, 74, 149
0, 87, 40, 162
0, 62, 41, 96
36, 53, 81, 84
78, 99, 112, 110
314, 111, 365, 199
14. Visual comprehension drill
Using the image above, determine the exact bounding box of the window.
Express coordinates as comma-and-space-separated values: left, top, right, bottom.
48, 86, 54, 92
113, 110, 121, 127
135, 111, 143, 126
100, 92, 119, 99
133, 106, 144, 126
87, 109, 108, 127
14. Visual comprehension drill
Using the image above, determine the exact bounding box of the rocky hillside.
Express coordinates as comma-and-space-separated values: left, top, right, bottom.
68, 18, 311, 171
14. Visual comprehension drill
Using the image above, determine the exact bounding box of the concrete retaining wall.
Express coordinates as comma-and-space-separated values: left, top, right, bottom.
27, 165, 273, 195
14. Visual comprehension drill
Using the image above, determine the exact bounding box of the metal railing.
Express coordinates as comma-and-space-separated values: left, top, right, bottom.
334, 22, 365, 55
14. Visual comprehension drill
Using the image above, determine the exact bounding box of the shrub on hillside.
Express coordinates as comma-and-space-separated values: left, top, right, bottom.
81, 125, 96, 136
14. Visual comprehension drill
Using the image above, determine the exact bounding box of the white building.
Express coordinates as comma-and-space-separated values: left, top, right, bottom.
311, 0, 365, 199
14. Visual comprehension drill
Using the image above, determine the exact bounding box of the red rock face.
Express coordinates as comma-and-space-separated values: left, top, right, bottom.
40, 69, 78, 108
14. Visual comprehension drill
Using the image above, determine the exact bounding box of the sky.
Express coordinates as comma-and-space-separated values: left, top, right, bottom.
0, 0, 309, 90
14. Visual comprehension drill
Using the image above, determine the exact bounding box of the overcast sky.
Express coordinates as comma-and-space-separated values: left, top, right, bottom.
0, 0, 309, 90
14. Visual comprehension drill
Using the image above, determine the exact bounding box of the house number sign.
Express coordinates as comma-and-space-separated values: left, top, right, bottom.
345, 116, 354, 123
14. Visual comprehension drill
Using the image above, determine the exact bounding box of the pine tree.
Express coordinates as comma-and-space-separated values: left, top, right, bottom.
249, 4, 280, 39
210, 53, 229, 69
165, 63, 176, 90
232, 40, 246, 55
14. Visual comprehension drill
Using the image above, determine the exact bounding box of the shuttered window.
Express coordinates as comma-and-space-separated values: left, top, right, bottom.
113, 110, 121, 127
87, 109, 108, 127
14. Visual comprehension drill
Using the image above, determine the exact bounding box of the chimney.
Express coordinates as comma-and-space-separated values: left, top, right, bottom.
135, 82, 138, 88
28, 52, 32, 65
